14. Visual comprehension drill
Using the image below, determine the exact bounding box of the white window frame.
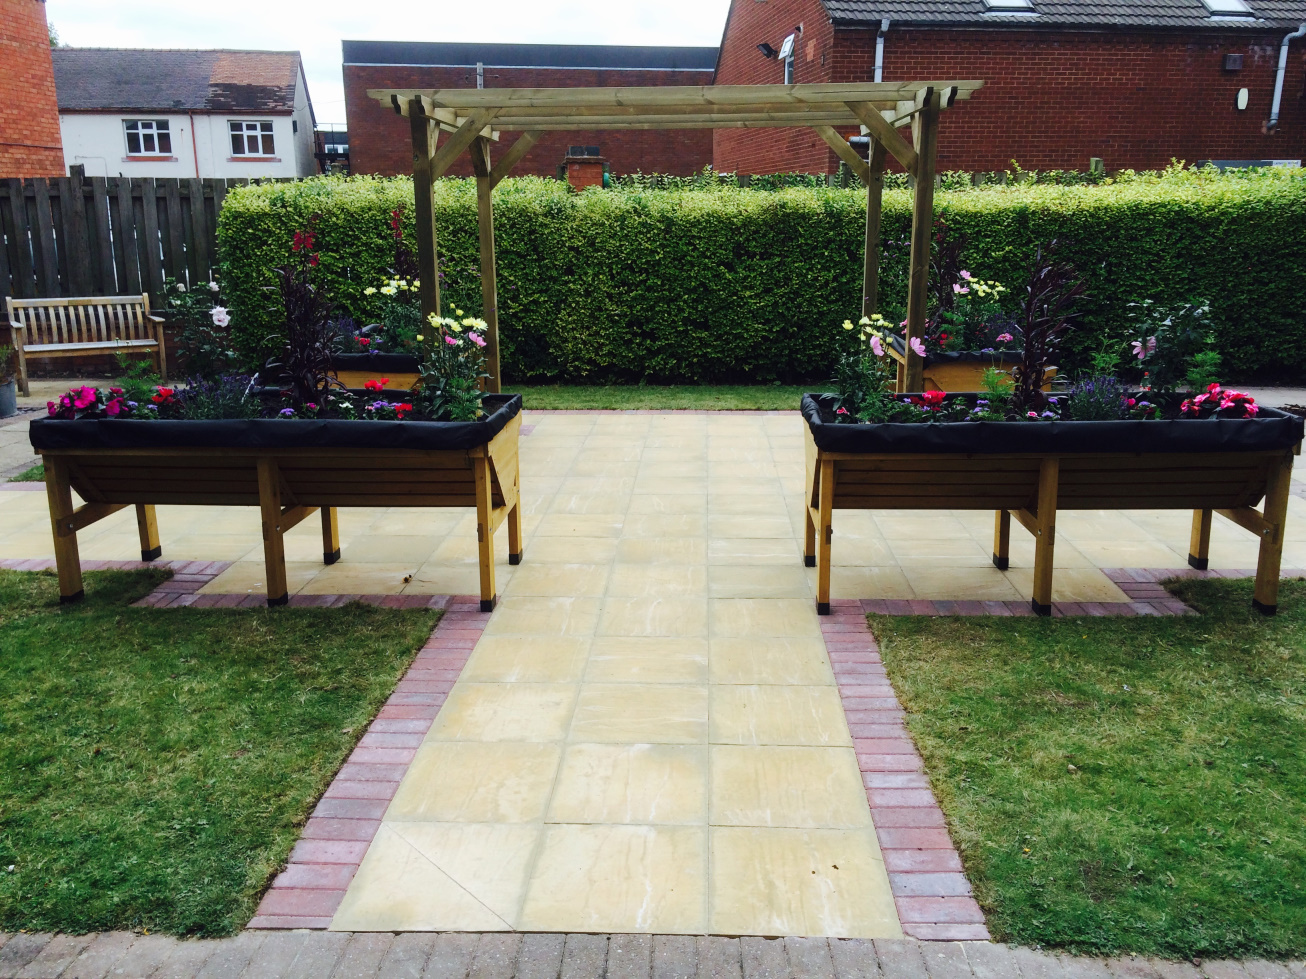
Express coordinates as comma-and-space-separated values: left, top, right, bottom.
229, 120, 276, 158
124, 119, 172, 156
1200, 0, 1254, 15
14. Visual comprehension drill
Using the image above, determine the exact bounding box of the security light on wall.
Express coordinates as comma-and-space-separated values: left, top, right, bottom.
757, 42, 777, 58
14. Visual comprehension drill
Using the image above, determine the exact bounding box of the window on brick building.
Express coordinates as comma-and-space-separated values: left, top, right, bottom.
230, 121, 276, 157
124, 120, 171, 156
1200, 0, 1254, 16
983, 0, 1037, 10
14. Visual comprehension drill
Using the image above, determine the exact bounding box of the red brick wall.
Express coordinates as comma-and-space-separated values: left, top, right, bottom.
712, 0, 845, 174
0, 0, 64, 177
344, 64, 716, 177
837, 27, 1306, 172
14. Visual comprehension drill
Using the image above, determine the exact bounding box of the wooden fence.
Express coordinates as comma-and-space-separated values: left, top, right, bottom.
0, 170, 265, 307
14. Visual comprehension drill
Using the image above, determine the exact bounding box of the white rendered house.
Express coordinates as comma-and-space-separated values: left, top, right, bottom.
53, 48, 316, 179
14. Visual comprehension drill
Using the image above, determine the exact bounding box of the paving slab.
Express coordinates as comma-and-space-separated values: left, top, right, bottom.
17, 934, 94, 978
0, 937, 54, 977
740, 938, 789, 979
514, 935, 565, 979
696, 939, 742, 979
652, 937, 697, 979
559, 936, 607, 979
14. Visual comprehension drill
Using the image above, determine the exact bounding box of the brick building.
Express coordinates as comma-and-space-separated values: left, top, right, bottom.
343, 40, 718, 177
713, 0, 1306, 173
0, 0, 64, 176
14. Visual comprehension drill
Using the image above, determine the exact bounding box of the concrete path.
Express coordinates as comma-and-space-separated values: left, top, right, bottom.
2, 930, 1300, 979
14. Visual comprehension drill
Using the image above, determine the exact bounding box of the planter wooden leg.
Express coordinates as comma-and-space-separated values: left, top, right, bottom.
1030, 458, 1059, 616
816, 458, 834, 615
1188, 508, 1212, 571
507, 500, 523, 565
992, 509, 1011, 570
44, 457, 84, 603
473, 455, 497, 613
804, 504, 816, 567
135, 504, 161, 561
321, 506, 341, 565
256, 458, 289, 607
1252, 452, 1292, 616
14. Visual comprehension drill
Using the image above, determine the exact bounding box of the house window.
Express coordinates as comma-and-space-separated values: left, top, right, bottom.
1200, 0, 1254, 15
983, 0, 1038, 10
779, 33, 796, 83
124, 120, 171, 156
230, 121, 275, 157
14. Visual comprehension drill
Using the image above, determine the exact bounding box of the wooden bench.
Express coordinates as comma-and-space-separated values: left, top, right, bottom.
33, 413, 522, 611
6, 295, 168, 396
804, 427, 1297, 616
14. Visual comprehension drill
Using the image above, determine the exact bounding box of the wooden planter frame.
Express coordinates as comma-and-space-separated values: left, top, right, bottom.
366, 80, 982, 394
803, 423, 1296, 616
37, 414, 522, 611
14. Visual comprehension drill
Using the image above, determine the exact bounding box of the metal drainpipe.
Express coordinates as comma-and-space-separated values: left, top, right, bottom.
874, 19, 890, 82
1269, 22, 1306, 130
476, 62, 484, 89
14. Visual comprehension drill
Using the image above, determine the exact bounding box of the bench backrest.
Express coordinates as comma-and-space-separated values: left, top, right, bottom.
7, 295, 156, 347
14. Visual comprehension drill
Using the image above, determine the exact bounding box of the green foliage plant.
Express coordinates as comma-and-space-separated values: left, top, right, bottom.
216, 166, 1306, 384
163, 278, 238, 380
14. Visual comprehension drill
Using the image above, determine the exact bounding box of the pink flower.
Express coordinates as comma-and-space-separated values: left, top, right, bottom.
469, 333, 487, 348
996, 333, 1013, 343
1027, 411, 1038, 418
47, 401, 57, 416
952, 283, 969, 294
909, 337, 928, 358
445, 335, 459, 346
71, 386, 97, 409
835, 407, 849, 415
210, 306, 230, 328
959, 270, 972, 280
104, 398, 122, 416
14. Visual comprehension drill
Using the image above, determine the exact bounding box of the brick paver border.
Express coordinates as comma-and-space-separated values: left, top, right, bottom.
248, 597, 490, 929
820, 603, 990, 942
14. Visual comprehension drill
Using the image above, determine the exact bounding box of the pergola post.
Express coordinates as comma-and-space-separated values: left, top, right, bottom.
901, 88, 941, 393
469, 136, 502, 393
862, 140, 887, 319
408, 98, 442, 342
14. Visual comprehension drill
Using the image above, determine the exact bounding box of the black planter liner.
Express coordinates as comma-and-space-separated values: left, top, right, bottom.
30, 395, 522, 453
886, 333, 1024, 367
802, 393, 1305, 455
330, 352, 422, 374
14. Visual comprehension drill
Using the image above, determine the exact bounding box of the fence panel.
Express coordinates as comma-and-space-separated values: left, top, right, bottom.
0, 171, 278, 308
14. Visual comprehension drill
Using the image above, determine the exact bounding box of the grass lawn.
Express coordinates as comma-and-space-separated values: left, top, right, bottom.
875, 576, 1306, 959
0, 569, 439, 937
504, 384, 809, 411
10, 464, 43, 482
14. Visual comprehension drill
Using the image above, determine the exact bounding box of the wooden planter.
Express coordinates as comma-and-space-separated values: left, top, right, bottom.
29, 395, 523, 611
802, 393, 1302, 616
331, 352, 421, 392
885, 337, 1054, 392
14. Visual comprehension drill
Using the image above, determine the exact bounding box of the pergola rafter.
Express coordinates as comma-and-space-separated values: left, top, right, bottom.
371, 80, 983, 392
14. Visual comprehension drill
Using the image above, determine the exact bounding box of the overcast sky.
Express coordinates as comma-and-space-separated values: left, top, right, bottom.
45, 0, 732, 126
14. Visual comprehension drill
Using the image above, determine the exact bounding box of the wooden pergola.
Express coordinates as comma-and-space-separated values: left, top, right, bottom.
368, 81, 983, 392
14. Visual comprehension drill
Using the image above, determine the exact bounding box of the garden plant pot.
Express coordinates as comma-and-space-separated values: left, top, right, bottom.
801, 393, 1303, 616
330, 352, 421, 392
30, 394, 524, 611
0, 379, 16, 419
885, 335, 1055, 392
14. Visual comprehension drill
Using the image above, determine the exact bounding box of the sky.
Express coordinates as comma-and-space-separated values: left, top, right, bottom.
44, 0, 733, 127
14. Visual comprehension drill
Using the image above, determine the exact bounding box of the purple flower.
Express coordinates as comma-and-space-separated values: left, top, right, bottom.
279, 408, 295, 417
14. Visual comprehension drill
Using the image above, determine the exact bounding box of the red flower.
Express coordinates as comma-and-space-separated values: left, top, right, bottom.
151, 387, 175, 404
308, 254, 320, 267
920, 390, 946, 406
357, 337, 371, 347
363, 378, 390, 392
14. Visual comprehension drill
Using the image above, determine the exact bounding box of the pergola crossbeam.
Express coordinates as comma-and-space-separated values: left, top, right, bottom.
374, 80, 982, 393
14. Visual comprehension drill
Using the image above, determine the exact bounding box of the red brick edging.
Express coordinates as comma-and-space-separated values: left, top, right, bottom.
248, 598, 490, 930
820, 602, 990, 942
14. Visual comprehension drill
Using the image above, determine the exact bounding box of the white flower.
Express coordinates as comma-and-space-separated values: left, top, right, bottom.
175, 283, 186, 293
210, 306, 230, 327
208, 281, 220, 292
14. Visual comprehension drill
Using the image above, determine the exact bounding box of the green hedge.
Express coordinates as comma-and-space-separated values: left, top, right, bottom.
215, 169, 1306, 383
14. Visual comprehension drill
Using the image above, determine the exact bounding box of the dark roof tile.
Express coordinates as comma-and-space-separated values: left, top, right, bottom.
341, 40, 717, 71
822, 0, 1306, 29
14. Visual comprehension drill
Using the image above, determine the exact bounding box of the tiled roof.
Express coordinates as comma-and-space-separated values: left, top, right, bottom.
822, 0, 1306, 30
341, 40, 718, 71
53, 49, 302, 113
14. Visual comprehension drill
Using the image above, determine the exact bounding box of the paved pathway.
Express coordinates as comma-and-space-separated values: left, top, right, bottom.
1, 930, 1302, 979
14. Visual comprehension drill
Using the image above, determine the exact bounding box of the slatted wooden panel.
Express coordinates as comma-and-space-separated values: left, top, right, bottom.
829, 452, 1276, 512
0, 173, 272, 308
9, 296, 158, 345
61, 449, 506, 509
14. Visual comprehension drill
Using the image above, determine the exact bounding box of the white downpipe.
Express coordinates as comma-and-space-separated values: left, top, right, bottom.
874, 19, 890, 83
1269, 22, 1306, 130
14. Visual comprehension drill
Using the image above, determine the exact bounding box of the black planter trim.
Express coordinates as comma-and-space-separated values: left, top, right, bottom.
30, 395, 523, 453
802, 393, 1305, 455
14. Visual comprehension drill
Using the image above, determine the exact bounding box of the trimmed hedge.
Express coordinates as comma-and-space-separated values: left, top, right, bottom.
215, 169, 1306, 383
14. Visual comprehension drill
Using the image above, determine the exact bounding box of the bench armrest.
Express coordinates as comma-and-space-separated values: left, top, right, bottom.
147, 314, 166, 324
7, 320, 24, 332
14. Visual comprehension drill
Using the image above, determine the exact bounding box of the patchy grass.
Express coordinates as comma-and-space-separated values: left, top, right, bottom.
0, 569, 439, 937
874, 576, 1306, 959
9, 464, 43, 482
503, 384, 810, 411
